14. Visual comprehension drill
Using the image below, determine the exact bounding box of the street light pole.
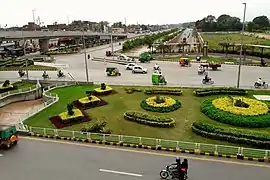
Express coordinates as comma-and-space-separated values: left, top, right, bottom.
82, 30, 89, 82
236, 2, 247, 88
32, 9, 36, 31
22, 30, 29, 79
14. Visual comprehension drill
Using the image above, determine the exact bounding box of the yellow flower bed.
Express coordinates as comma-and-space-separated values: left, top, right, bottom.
146, 96, 176, 107
59, 109, 84, 121
94, 86, 112, 93
78, 96, 100, 104
212, 97, 268, 116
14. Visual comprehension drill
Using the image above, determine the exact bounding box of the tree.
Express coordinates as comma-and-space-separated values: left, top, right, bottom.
253, 16, 270, 30
247, 22, 256, 32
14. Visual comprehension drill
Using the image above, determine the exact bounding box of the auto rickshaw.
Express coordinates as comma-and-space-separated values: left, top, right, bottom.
0, 125, 18, 149
106, 51, 112, 56
152, 72, 167, 85
106, 67, 121, 76
179, 58, 191, 67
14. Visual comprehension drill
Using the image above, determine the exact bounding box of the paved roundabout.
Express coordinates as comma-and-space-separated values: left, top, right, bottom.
0, 138, 269, 180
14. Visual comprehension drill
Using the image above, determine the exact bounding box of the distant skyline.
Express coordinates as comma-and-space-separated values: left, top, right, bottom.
1, 0, 270, 27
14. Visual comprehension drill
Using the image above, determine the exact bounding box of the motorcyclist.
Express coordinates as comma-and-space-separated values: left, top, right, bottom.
204, 72, 211, 82
58, 70, 64, 77
198, 65, 204, 73
42, 71, 48, 78
256, 78, 263, 86
181, 159, 188, 179
154, 63, 159, 70
18, 69, 25, 76
171, 157, 181, 179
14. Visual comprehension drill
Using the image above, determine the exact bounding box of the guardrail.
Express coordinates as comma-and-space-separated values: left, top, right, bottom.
0, 85, 38, 99
27, 126, 269, 159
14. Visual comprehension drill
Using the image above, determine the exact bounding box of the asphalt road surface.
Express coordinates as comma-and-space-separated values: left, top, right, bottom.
0, 138, 269, 180
1, 36, 270, 89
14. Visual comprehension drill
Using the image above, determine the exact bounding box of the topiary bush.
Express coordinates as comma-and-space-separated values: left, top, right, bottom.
101, 83, 106, 90
67, 104, 74, 116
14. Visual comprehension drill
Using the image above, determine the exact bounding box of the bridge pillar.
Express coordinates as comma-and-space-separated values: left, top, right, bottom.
39, 39, 49, 53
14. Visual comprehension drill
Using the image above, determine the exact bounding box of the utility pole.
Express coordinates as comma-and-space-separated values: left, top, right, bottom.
111, 34, 114, 60
236, 2, 247, 88
82, 30, 89, 82
124, 17, 127, 33
22, 29, 29, 80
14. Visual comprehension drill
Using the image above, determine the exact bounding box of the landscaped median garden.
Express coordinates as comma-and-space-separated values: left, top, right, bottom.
24, 84, 270, 154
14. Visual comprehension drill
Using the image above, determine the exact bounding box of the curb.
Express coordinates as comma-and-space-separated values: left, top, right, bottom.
27, 133, 270, 163
0, 68, 57, 71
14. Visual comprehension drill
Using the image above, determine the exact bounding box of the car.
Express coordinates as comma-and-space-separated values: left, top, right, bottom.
118, 54, 134, 62
126, 63, 137, 70
132, 65, 148, 74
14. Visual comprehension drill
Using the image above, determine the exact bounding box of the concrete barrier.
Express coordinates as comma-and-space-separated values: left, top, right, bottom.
0, 86, 42, 108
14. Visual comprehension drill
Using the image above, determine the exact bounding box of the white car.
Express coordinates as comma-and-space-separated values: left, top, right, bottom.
118, 54, 134, 62
126, 63, 137, 70
132, 65, 148, 74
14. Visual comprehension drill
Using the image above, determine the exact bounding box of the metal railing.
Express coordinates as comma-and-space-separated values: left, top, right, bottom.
28, 126, 269, 159
0, 85, 38, 99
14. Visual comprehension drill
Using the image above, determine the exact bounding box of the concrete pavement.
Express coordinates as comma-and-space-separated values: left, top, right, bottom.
0, 138, 269, 180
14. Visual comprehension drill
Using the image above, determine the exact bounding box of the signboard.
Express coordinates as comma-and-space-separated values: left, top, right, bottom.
100, 35, 111, 40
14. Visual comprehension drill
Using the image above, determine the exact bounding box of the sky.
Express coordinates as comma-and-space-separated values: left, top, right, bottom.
1, 0, 270, 27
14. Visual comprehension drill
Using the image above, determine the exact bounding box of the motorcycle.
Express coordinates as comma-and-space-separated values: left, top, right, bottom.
18, 71, 26, 78
153, 66, 161, 71
160, 165, 187, 180
198, 69, 206, 75
202, 78, 214, 85
57, 73, 66, 78
254, 82, 268, 89
42, 74, 50, 80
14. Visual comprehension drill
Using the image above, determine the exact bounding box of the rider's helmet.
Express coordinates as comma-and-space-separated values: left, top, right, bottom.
259, 78, 262, 80
176, 157, 180, 163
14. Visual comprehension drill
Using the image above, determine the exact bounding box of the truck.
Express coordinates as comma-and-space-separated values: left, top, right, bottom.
0, 125, 18, 149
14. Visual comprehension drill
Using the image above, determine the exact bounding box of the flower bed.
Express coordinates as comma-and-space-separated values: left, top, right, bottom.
212, 97, 268, 116
0, 84, 16, 93
124, 111, 176, 128
140, 96, 181, 113
144, 88, 183, 96
201, 98, 270, 128
73, 96, 108, 110
49, 109, 91, 128
93, 86, 114, 96
192, 121, 270, 149
194, 87, 248, 97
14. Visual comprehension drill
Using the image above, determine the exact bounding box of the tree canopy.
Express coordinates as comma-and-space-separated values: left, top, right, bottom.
196, 14, 270, 32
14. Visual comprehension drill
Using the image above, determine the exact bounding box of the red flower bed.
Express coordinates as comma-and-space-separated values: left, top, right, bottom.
49, 110, 91, 129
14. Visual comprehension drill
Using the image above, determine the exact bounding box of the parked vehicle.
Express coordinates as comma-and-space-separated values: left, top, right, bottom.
118, 54, 134, 62
132, 65, 148, 74
0, 125, 18, 149
126, 63, 137, 70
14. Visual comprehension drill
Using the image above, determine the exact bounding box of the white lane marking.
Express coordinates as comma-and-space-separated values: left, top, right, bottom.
99, 169, 142, 177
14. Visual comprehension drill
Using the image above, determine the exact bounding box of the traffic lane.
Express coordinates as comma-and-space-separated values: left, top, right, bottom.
1, 139, 270, 180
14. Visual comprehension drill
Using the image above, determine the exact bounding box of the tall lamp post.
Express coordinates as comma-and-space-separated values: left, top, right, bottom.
32, 9, 36, 31
22, 30, 29, 79
82, 30, 89, 82
111, 33, 114, 60
236, 2, 247, 88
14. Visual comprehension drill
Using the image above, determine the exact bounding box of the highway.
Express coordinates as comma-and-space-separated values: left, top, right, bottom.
0, 138, 269, 180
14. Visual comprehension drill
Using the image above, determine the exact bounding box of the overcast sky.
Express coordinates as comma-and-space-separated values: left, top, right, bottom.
1, 0, 270, 27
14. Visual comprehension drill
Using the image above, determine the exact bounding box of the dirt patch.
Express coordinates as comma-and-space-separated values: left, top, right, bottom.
0, 99, 44, 125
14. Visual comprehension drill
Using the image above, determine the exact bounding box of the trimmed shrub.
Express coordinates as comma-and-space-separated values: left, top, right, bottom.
124, 111, 175, 128
192, 121, 270, 149
194, 87, 248, 97
140, 97, 181, 113
144, 88, 183, 96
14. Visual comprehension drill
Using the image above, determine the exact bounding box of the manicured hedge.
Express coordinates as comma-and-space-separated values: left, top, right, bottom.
192, 121, 270, 149
140, 98, 181, 113
201, 99, 270, 128
194, 87, 248, 97
125, 88, 143, 94
144, 88, 183, 96
124, 111, 175, 128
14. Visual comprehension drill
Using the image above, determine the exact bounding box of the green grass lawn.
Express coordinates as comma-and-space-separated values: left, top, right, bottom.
24, 85, 270, 147
0, 65, 57, 71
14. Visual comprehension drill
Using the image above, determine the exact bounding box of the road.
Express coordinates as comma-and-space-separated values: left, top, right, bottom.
1, 32, 270, 88
0, 138, 269, 180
